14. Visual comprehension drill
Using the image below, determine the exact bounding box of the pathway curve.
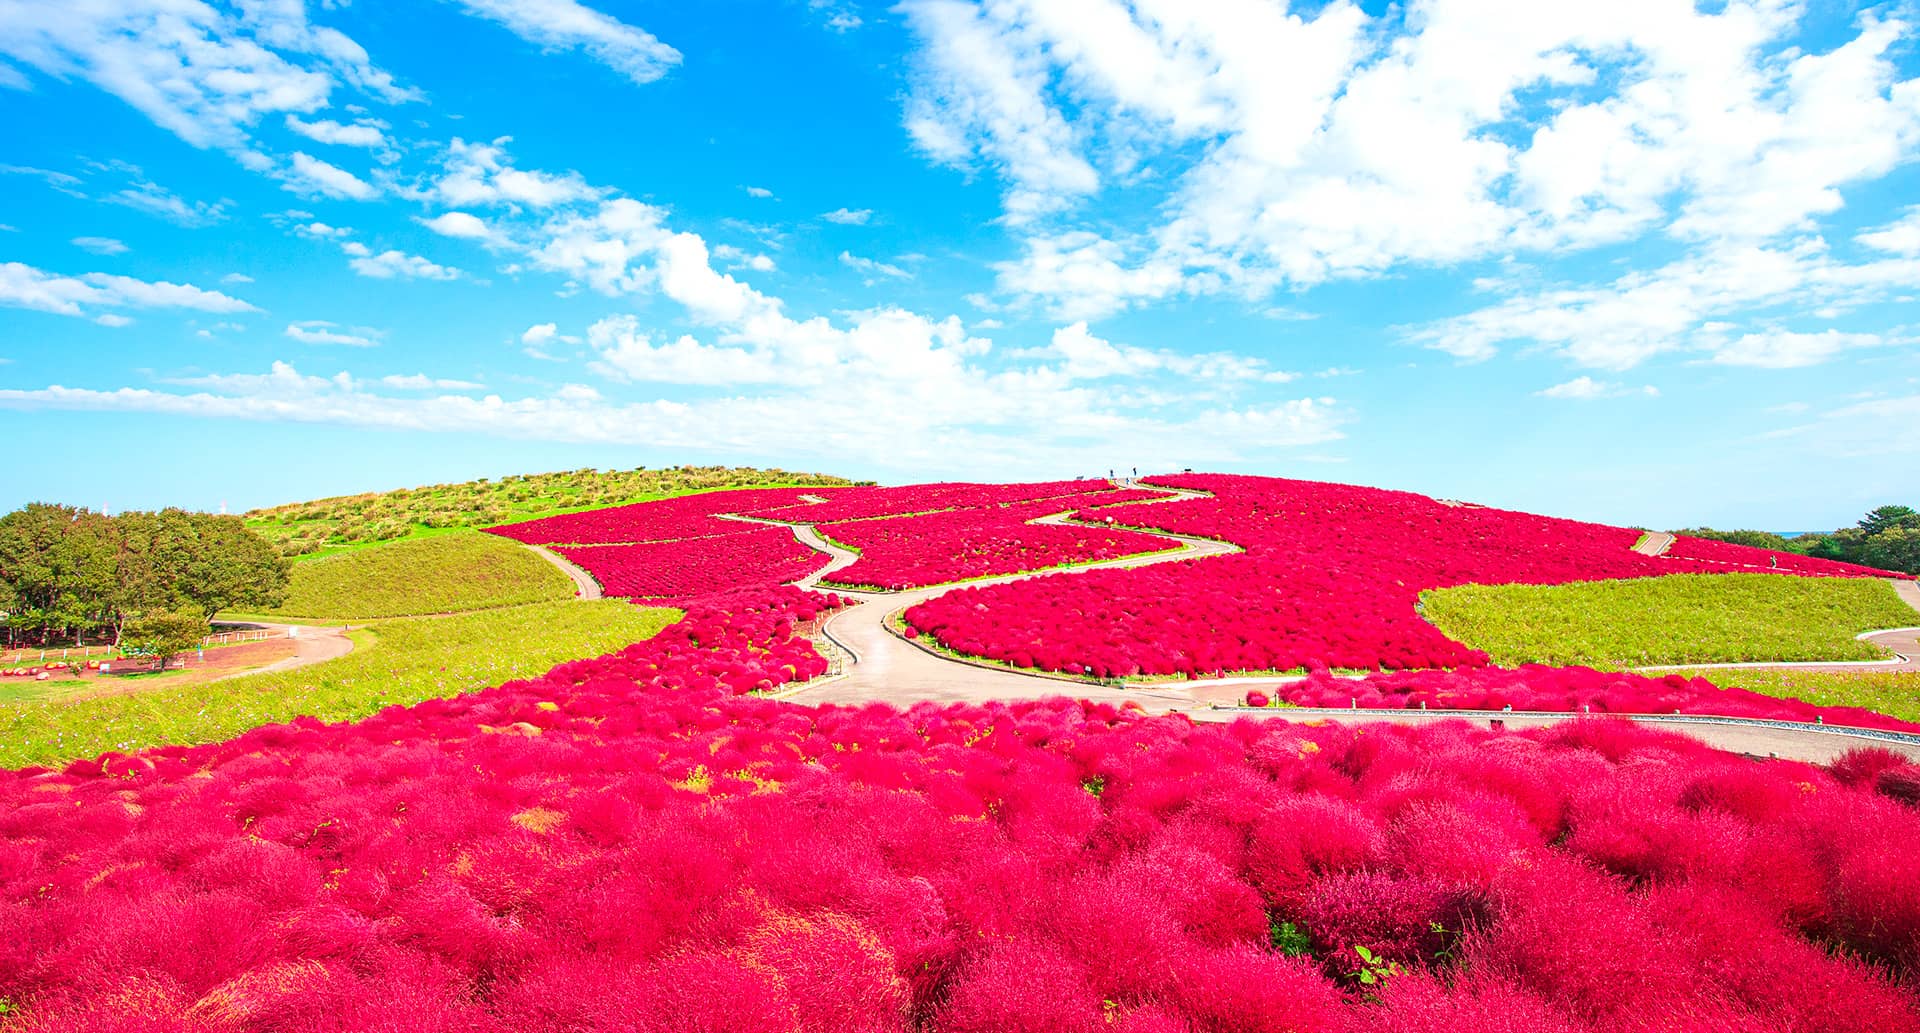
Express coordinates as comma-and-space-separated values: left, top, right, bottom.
1635, 576, 1920, 675
213, 622, 354, 680
735, 486, 1920, 764
524, 544, 604, 600
1633, 531, 1676, 556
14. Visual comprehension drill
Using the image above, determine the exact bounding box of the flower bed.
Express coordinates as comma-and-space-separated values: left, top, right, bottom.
907, 474, 1909, 679
1664, 535, 1901, 577
1252, 664, 1920, 734
487, 487, 826, 546
557, 526, 828, 603
3, 594, 1918, 1029
818, 499, 1179, 590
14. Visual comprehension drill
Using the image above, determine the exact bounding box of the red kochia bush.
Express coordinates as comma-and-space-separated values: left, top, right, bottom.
4, 591, 1920, 1030
906, 474, 1908, 680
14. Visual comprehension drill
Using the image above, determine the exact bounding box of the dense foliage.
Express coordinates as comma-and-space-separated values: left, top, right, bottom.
249, 466, 861, 554
0, 505, 288, 646
4, 587, 1920, 1030
906, 475, 1907, 680
1252, 664, 1920, 733
1421, 574, 1916, 667
557, 527, 829, 602
1679, 505, 1920, 574
258, 531, 575, 620
0, 600, 679, 770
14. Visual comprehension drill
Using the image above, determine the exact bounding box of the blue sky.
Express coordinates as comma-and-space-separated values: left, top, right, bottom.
1, 0, 1917, 530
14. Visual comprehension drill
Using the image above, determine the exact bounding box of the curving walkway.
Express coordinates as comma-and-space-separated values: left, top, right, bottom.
524, 544, 604, 600
1636, 577, 1920, 675
1633, 531, 1676, 556
213, 622, 355, 680
733, 486, 1920, 764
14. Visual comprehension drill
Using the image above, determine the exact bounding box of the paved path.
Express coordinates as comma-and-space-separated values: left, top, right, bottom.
213, 622, 354, 680
525, 544, 604, 600
731, 487, 1920, 764
1633, 531, 1676, 556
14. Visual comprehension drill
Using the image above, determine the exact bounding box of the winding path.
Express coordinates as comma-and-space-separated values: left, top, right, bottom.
744, 485, 1920, 764
212, 622, 354, 680
524, 544, 604, 600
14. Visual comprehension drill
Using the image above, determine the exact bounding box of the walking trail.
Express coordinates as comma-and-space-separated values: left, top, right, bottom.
213, 622, 354, 680
525, 544, 604, 600
745, 483, 1920, 764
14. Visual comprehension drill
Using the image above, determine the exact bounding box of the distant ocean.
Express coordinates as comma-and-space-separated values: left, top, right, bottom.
1770, 532, 1814, 539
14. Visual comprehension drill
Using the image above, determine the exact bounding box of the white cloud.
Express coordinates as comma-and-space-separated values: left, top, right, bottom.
381, 373, 483, 390
839, 251, 911, 282
0, 262, 258, 318
285, 320, 383, 347
744, 186, 774, 199
1409, 239, 1920, 370
446, 0, 681, 86
422, 137, 601, 209
105, 178, 227, 226
1859, 207, 1920, 257
1707, 328, 1887, 369
522, 323, 560, 346
71, 236, 129, 256
713, 244, 775, 272
1043, 322, 1295, 383
220, 273, 255, 285
586, 315, 782, 385
295, 221, 353, 239
1536, 376, 1659, 400
285, 114, 389, 149
339, 241, 461, 281
93, 313, 134, 328
283, 152, 378, 201
899, 0, 1920, 319
416, 211, 494, 240
822, 207, 872, 225
0, 360, 1347, 479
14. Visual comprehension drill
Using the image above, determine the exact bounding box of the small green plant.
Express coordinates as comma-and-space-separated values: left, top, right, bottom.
1081, 774, 1107, 797
1352, 944, 1405, 987
1268, 915, 1311, 957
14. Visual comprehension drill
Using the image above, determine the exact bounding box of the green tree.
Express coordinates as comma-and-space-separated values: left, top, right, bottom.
1858, 527, 1920, 576
1860, 505, 1920, 538
121, 611, 209, 670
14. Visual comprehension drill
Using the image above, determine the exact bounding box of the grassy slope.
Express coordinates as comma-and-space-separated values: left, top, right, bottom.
1676, 667, 1920, 726
0, 600, 678, 770
246, 465, 860, 556
1421, 573, 1915, 667
259, 529, 575, 619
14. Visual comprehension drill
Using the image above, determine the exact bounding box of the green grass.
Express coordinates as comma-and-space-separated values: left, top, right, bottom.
257, 529, 575, 619
245, 465, 862, 555
1421, 573, 1917, 668
1679, 668, 1920, 726
0, 600, 678, 770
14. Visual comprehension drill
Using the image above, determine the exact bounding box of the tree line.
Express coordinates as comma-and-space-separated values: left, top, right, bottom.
0, 504, 290, 651
1678, 505, 1920, 575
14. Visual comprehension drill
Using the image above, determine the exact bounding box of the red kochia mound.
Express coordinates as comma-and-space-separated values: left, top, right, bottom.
3, 587, 1920, 1030
906, 473, 1909, 679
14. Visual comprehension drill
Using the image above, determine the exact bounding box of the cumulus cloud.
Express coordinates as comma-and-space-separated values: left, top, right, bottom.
416, 211, 494, 240
71, 236, 128, 256
839, 251, 911, 283
420, 137, 602, 209
340, 242, 461, 280
822, 207, 872, 225
0, 262, 258, 319
381, 373, 483, 390
285, 114, 389, 149
1707, 329, 1889, 369
899, 0, 1920, 320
